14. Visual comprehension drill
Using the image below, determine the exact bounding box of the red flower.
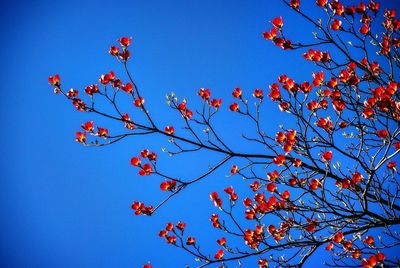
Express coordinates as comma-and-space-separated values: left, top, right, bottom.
368, 1, 380, 12
67, 88, 78, 98
229, 102, 239, 112
99, 73, 111, 85
84, 84, 99, 95
250, 181, 261, 191
210, 98, 222, 109
232, 87, 242, 98
281, 190, 290, 199
164, 126, 175, 135
109, 46, 119, 56
166, 236, 176, 244
258, 258, 268, 268
48, 74, 60, 87
376, 129, 389, 139
131, 201, 153, 215
316, 0, 328, 7
275, 132, 286, 143
139, 163, 153, 176
97, 127, 109, 138
387, 161, 396, 170
305, 218, 317, 232
269, 83, 281, 101
230, 165, 238, 174
333, 232, 344, 243
300, 81, 312, 93
316, 117, 333, 132
210, 192, 222, 207
352, 249, 361, 259
356, 3, 366, 13
271, 17, 283, 28
310, 178, 321, 190
176, 221, 186, 231
160, 180, 177, 191
312, 71, 325, 86
325, 242, 334, 251
134, 97, 145, 107
364, 235, 375, 246
198, 88, 211, 101
148, 152, 157, 161
186, 237, 196, 245
224, 186, 238, 201
290, 0, 300, 9
359, 24, 370, 35
273, 155, 286, 166
130, 157, 141, 167
121, 113, 135, 129
72, 98, 87, 112
118, 36, 132, 47
210, 213, 221, 228
121, 83, 133, 93
332, 99, 346, 112
75, 131, 86, 143
376, 252, 385, 262
307, 100, 318, 111
293, 158, 302, 167
266, 183, 276, 193
81, 121, 94, 132
165, 222, 174, 231
214, 249, 224, 259
263, 28, 277, 40
217, 237, 226, 246
331, 19, 342, 31
119, 50, 130, 61
321, 151, 333, 162
253, 89, 263, 99
351, 172, 363, 184
279, 102, 289, 112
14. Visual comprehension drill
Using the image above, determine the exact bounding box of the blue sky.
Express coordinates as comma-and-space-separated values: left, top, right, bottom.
1, 0, 399, 267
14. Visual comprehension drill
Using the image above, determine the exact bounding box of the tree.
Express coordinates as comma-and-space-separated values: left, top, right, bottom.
48, 0, 400, 267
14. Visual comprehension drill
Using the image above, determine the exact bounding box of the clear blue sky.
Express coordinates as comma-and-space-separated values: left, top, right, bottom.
0, 0, 398, 267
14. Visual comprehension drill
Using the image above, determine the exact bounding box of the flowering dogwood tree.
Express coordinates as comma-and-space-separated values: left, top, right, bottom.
49, 0, 400, 267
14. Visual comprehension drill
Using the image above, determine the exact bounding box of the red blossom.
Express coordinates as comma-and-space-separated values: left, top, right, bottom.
109, 46, 119, 56
321, 151, 333, 162
97, 127, 108, 138
139, 163, 153, 176
176, 221, 186, 231
210, 98, 222, 109
198, 88, 211, 101
186, 237, 196, 245
121, 83, 133, 93
217, 237, 226, 246
160, 180, 177, 191
331, 19, 342, 31
81, 121, 94, 132
164, 126, 175, 135
253, 89, 264, 99
230, 165, 238, 174
376, 129, 389, 139
229, 102, 239, 112
134, 97, 145, 107
232, 87, 242, 98
118, 36, 132, 47
75, 131, 86, 143
48, 74, 60, 87
273, 154, 286, 166
271, 17, 283, 28
214, 249, 224, 259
